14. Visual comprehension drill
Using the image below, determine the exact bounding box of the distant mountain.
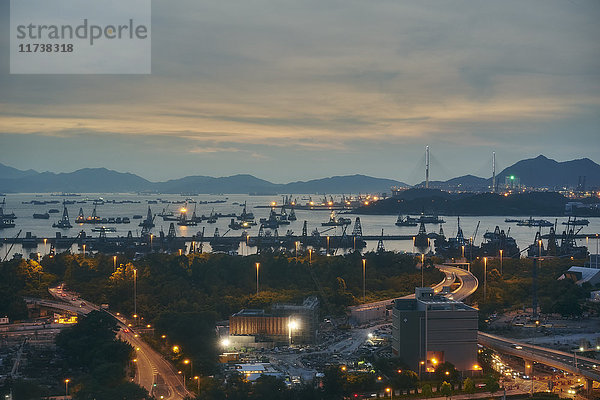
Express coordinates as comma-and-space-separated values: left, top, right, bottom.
282, 175, 407, 194
419, 175, 491, 191
0, 155, 597, 193
0, 166, 151, 192
0, 163, 38, 180
153, 174, 278, 194
0, 163, 406, 194
498, 155, 600, 189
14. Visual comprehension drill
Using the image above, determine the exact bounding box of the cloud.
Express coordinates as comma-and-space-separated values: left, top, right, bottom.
0, 0, 598, 181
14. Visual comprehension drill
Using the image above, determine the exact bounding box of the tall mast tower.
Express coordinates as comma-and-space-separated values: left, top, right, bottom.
492, 151, 496, 193
425, 145, 430, 189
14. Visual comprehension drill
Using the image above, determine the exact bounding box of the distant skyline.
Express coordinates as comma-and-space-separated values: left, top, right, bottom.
1, 1, 599, 184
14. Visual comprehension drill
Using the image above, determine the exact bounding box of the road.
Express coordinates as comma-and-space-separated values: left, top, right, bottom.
47, 287, 192, 400
479, 332, 600, 383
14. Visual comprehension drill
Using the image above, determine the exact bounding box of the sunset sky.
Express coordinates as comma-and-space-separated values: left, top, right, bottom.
1, 0, 599, 183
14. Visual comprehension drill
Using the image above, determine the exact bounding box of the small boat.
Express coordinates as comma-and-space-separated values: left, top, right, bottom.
516, 217, 553, 227
33, 213, 50, 219
504, 218, 521, 223
48, 209, 60, 213
91, 226, 116, 232
122, 217, 131, 224
288, 208, 297, 221
395, 215, 417, 227
321, 211, 351, 227
132, 215, 143, 219
562, 217, 589, 226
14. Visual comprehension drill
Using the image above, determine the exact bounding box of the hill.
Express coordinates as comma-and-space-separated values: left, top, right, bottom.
498, 155, 600, 189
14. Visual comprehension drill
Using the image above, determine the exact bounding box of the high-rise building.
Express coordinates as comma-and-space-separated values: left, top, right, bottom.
392, 288, 478, 373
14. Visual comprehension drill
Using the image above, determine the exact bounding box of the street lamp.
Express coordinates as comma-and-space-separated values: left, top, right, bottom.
295, 241, 299, 259
255, 262, 260, 295
499, 249, 503, 275
483, 257, 487, 300
309, 248, 312, 266
421, 253, 425, 287
288, 319, 299, 346
113, 255, 117, 271
194, 376, 200, 392
64, 379, 70, 397
150, 234, 153, 251
386, 387, 392, 399
326, 236, 330, 255
82, 244, 86, 257
461, 245, 465, 259
133, 268, 137, 318
538, 239, 542, 258
362, 258, 366, 303
44, 238, 47, 254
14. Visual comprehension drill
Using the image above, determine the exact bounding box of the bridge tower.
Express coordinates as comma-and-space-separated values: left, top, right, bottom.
425, 145, 430, 189
492, 151, 496, 193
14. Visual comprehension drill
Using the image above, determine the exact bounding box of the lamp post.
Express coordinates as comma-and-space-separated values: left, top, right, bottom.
133, 268, 137, 318
255, 262, 260, 295
483, 257, 487, 300
82, 244, 86, 257
309, 249, 312, 266
113, 255, 117, 271
499, 249, 503, 275
326, 236, 330, 255
194, 375, 200, 392
421, 253, 425, 287
295, 241, 299, 259
150, 234, 153, 252
461, 245, 465, 259
44, 238, 47, 254
183, 359, 191, 388
386, 387, 392, 399
362, 258, 366, 303
288, 318, 298, 346
412, 237, 415, 254
64, 379, 70, 397
538, 239, 542, 258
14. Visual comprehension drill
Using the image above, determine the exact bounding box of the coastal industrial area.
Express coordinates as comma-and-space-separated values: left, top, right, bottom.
1, 153, 600, 400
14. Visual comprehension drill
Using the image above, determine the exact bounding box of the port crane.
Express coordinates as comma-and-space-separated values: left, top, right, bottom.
2, 230, 22, 262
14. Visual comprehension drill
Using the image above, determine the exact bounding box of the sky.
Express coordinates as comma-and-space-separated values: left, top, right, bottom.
1, 0, 599, 184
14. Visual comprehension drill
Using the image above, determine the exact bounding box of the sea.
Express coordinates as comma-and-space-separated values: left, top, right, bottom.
1, 193, 599, 259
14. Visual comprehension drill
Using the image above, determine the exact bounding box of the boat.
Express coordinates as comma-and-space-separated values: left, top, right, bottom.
287, 208, 297, 221
33, 213, 50, 219
176, 206, 197, 226
122, 217, 131, 224
107, 217, 116, 224
405, 212, 445, 224
228, 218, 252, 230
504, 218, 521, 223
91, 226, 116, 232
132, 215, 143, 219
0, 198, 17, 219
0, 216, 15, 229
321, 211, 351, 227
53, 203, 73, 229
395, 215, 417, 227
207, 209, 218, 224
75, 208, 86, 223
237, 202, 255, 222
48, 208, 60, 213
139, 206, 155, 228
516, 217, 553, 227
480, 226, 520, 258
562, 217, 589, 226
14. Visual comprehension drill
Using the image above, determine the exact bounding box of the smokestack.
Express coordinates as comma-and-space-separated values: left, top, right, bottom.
425, 145, 430, 189
492, 151, 496, 193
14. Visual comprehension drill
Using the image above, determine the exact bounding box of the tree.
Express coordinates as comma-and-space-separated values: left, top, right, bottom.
421, 383, 433, 397
485, 374, 499, 394
440, 381, 452, 399
463, 377, 475, 397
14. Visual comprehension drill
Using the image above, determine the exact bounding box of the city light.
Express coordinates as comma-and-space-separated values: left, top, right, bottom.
172, 345, 180, 353
221, 338, 230, 348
